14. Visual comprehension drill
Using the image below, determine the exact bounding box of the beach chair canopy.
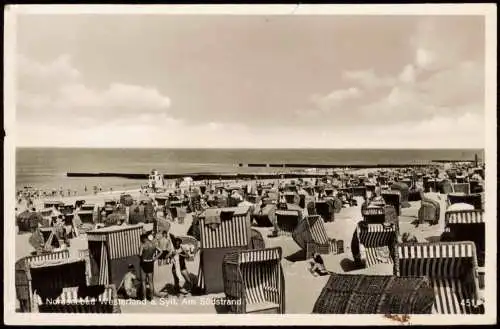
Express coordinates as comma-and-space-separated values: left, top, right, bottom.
312, 274, 435, 314
394, 242, 482, 314
223, 247, 284, 314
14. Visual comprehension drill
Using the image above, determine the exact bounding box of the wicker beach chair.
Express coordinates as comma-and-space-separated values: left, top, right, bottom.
196, 206, 253, 294
451, 183, 471, 195
315, 200, 335, 223
443, 210, 485, 288
86, 224, 143, 287
35, 284, 120, 313
438, 180, 453, 194
292, 215, 344, 259
15, 250, 70, 312
252, 204, 276, 227
355, 222, 397, 268
447, 193, 483, 210
312, 274, 434, 314
418, 197, 441, 225
390, 182, 410, 208
274, 210, 302, 236
394, 242, 483, 314
250, 228, 266, 250
469, 180, 483, 193
283, 191, 300, 205
381, 191, 401, 216
222, 247, 285, 314
351, 186, 367, 198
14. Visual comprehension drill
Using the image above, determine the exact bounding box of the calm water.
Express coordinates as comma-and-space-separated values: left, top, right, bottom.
15, 148, 483, 193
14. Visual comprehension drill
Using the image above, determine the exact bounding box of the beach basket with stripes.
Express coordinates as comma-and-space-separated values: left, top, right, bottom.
15, 250, 71, 312
312, 274, 434, 314
393, 241, 483, 314
292, 215, 344, 260
222, 247, 285, 314
355, 221, 397, 268
196, 206, 253, 294
86, 224, 143, 288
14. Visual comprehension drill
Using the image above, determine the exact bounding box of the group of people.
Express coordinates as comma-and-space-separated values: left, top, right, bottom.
118, 228, 194, 302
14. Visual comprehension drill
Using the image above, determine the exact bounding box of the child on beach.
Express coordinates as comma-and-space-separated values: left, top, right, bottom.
118, 264, 141, 299
171, 238, 193, 295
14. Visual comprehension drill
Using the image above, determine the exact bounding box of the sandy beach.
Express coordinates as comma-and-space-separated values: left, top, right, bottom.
15, 184, 449, 314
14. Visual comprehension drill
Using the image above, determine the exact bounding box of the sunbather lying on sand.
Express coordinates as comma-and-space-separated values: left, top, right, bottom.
308, 253, 332, 277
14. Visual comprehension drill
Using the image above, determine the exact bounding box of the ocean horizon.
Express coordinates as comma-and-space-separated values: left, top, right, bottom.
15, 147, 484, 193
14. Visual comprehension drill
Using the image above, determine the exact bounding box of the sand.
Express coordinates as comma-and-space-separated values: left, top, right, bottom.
15, 187, 448, 314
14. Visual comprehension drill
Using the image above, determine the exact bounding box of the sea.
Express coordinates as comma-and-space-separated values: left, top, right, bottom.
15, 148, 484, 195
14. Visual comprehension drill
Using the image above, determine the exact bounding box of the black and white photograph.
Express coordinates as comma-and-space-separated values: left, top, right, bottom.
3, 4, 497, 325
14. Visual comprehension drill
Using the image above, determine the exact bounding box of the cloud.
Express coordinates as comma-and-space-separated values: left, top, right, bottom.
16, 54, 172, 125
342, 69, 395, 89
311, 87, 361, 113
297, 16, 484, 144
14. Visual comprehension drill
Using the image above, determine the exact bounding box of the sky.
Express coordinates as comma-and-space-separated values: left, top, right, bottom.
13, 13, 486, 148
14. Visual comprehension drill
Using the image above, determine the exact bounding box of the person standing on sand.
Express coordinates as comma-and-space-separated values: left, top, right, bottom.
139, 234, 161, 301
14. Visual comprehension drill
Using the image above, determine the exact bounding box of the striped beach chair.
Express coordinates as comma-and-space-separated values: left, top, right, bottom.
35, 284, 120, 313
15, 250, 70, 312
86, 224, 143, 288
394, 242, 483, 314
222, 247, 285, 314
197, 206, 253, 294
356, 222, 397, 268
274, 210, 301, 236
28, 256, 89, 313
444, 210, 485, 288
381, 191, 401, 216
292, 215, 344, 259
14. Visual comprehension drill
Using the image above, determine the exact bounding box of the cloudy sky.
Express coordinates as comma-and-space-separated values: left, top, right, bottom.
13, 13, 486, 148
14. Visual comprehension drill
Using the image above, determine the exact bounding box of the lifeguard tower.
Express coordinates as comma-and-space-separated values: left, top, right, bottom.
148, 169, 164, 192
